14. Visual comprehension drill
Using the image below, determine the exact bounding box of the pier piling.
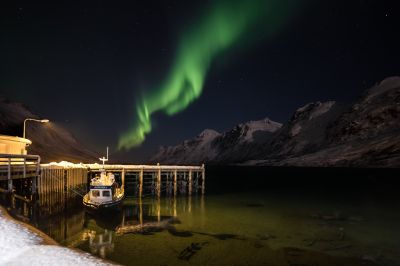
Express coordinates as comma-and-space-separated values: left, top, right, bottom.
188, 170, 192, 196
201, 164, 205, 195
139, 168, 144, 198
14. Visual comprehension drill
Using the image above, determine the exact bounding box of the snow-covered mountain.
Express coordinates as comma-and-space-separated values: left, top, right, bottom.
211, 118, 282, 163
150, 117, 282, 164
151, 77, 400, 167
328, 77, 400, 143
151, 129, 221, 164
261, 101, 346, 159
0, 97, 98, 163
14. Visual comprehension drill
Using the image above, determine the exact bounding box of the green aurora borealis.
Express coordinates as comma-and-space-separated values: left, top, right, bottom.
118, 0, 294, 150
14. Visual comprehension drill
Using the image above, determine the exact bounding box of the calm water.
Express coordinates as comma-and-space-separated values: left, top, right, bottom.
3, 167, 400, 265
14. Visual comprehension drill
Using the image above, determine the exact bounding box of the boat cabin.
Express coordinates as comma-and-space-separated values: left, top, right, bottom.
90, 186, 113, 204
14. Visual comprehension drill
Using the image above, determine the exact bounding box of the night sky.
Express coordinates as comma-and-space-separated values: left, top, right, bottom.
1, 0, 399, 162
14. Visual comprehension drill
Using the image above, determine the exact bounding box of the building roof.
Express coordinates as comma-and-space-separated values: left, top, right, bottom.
0, 135, 32, 145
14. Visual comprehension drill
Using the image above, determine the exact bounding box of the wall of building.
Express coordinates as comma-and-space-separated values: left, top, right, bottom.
0, 135, 31, 155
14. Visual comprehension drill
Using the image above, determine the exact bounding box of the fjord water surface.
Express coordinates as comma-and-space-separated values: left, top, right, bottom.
6, 167, 400, 265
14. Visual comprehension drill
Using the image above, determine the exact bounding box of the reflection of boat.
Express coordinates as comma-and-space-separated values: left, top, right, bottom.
83, 147, 124, 210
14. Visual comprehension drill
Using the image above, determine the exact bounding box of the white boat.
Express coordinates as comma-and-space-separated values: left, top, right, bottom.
83, 147, 124, 210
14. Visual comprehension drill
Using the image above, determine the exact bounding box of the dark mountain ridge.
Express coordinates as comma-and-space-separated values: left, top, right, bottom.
0, 96, 98, 163
151, 77, 400, 167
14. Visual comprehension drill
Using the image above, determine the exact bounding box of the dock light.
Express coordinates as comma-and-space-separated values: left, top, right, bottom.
23, 118, 50, 139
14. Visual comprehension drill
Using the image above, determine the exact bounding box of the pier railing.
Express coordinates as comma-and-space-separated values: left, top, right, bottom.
0, 154, 40, 193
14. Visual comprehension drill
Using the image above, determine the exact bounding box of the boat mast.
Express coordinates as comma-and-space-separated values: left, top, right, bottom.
99, 146, 109, 168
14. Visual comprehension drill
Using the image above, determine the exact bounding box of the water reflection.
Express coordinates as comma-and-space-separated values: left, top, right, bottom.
71, 196, 204, 259
88, 229, 114, 258
1, 192, 390, 265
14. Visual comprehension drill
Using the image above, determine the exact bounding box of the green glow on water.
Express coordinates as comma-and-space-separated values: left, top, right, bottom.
42, 194, 399, 266
118, 0, 294, 149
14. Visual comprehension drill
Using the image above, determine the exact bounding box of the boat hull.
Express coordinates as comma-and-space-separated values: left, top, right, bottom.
83, 195, 124, 211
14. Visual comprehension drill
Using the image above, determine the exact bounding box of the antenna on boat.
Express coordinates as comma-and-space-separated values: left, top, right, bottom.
99, 146, 109, 167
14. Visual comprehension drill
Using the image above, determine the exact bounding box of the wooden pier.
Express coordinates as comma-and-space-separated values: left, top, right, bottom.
85, 163, 205, 197
0, 154, 206, 213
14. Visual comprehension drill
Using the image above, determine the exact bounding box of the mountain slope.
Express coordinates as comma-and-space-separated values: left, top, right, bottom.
259, 101, 346, 160
150, 118, 282, 164
150, 77, 400, 167
247, 77, 400, 167
0, 97, 98, 163
151, 129, 221, 164
328, 77, 400, 143
212, 118, 282, 163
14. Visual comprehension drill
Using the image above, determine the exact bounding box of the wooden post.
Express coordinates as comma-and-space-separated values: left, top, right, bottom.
173, 196, 177, 217
122, 168, 125, 190
157, 163, 161, 198
32, 175, 37, 196
64, 169, 68, 209
201, 164, 205, 195
173, 169, 177, 197
139, 196, 143, 226
7, 158, 12, 192
188, 193, 192, 213
188, 170, 192, 196
166, 172, 169, 195
43, 168, 46, 195
11, 193, 15, 209
139, 168, 143, 198
183, 171, 186, 195
23, 157, 26, 179
38, 167, 41, 196
32, 156, 40, 195
157, 198, 161, 222
122, 209, 125, 226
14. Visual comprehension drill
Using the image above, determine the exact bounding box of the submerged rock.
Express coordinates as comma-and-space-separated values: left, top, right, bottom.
115, 217, 180, 235
178, 242, 209, 261
256, 233, 277, 240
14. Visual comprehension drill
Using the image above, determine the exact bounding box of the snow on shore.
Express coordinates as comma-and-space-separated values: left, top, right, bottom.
0, 207, 112, 265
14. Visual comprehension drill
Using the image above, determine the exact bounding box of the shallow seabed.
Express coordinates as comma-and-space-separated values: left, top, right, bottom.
3, 167, 400, 266
35, 191, 397, 266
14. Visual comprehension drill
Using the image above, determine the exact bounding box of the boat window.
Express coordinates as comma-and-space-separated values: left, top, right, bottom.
92, 190, 100, 197
103, 190, 111, 197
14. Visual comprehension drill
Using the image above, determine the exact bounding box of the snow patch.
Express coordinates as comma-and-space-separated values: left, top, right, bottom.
197, 129, 220, 140
366, 76, 400, 100
295, 101, 335, 121
44, 161, 87, 168
295, 103, 314, 113
0, 208, 111, 265
309, 101, 335, 120
240, 118, 282, 142
290, 124, 302, 137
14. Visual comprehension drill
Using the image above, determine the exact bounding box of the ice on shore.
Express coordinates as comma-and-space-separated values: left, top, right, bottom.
0, 208, 112, 265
